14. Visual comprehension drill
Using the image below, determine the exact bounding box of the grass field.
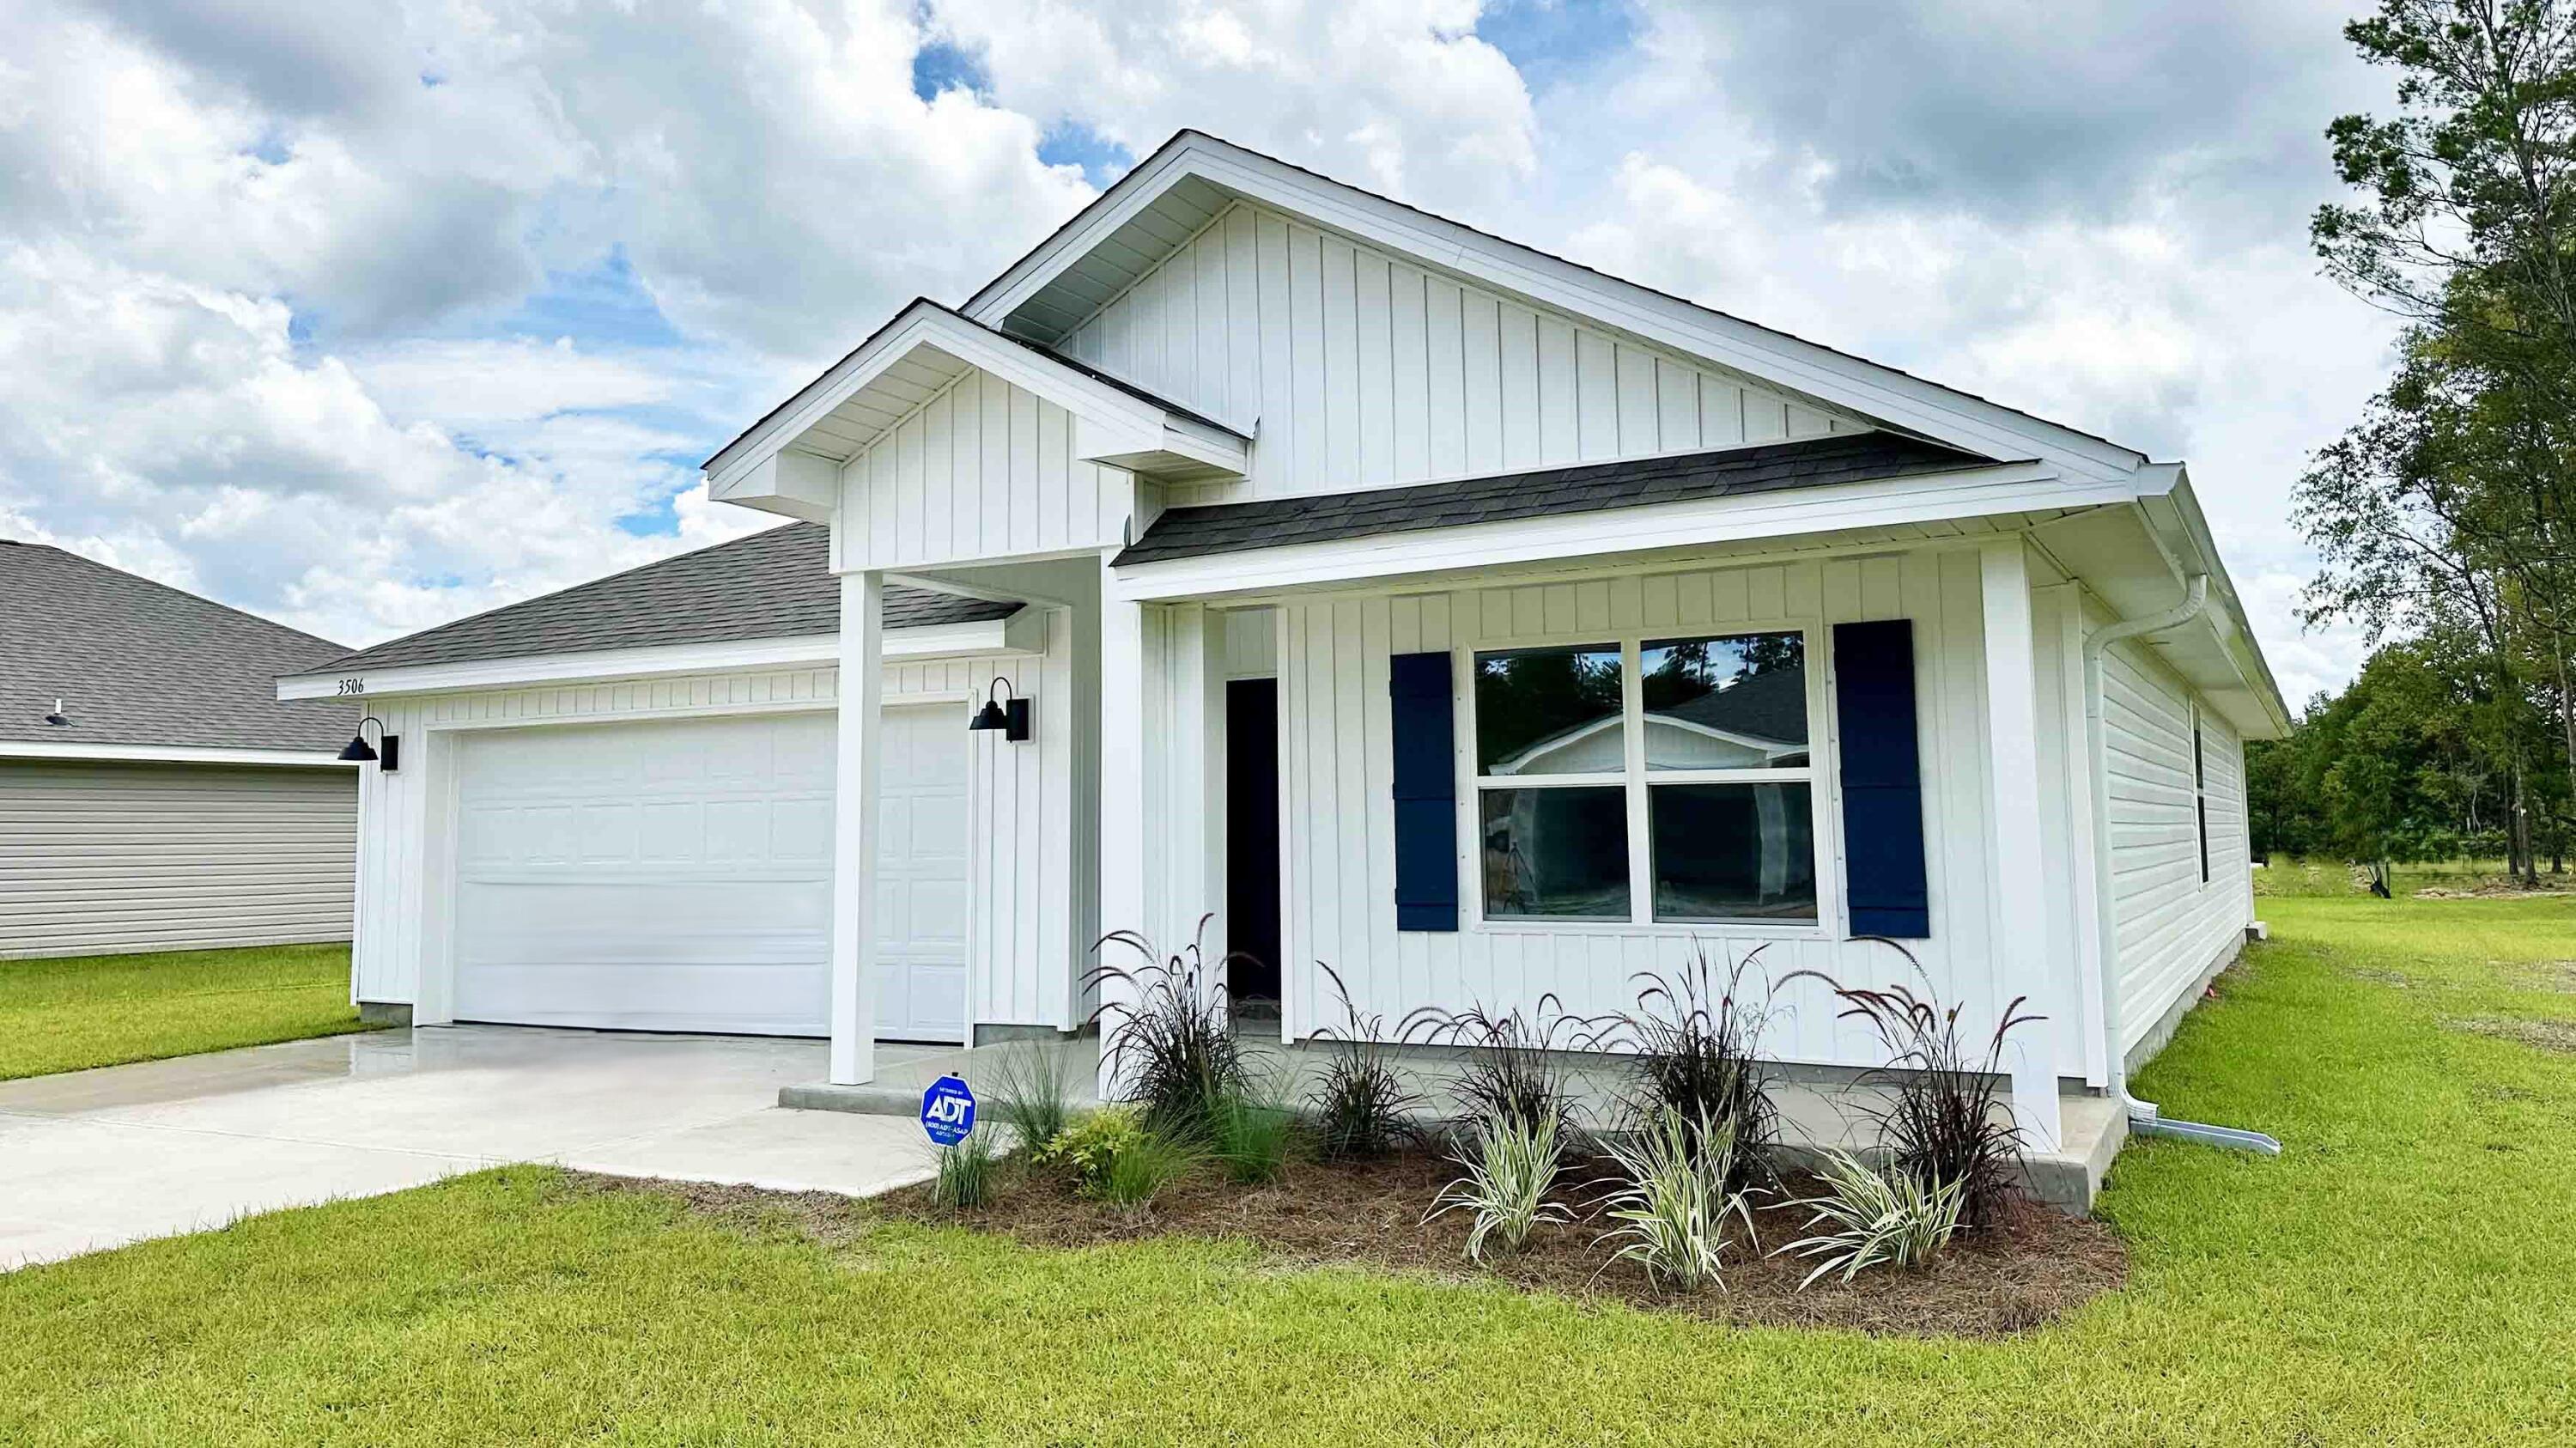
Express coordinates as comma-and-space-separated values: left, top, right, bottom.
2, 900, 2571, 1444
0, 942, 370, 1080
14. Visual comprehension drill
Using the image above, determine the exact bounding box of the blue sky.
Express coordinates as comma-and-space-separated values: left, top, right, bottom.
0, 0, 2396, 702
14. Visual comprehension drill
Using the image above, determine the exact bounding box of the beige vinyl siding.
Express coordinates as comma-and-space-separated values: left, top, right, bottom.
0, 760, 355, 959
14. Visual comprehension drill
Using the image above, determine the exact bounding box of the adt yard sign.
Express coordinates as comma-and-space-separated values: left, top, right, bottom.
920, 1074, 975, 1146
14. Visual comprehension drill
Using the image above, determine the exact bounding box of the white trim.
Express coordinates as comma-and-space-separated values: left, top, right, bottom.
277, 618, 1033, 702
0, 739, 352, 768
1114, 461, 2102, 600
966, 133, 2146, 483
704, 301, 1248, 497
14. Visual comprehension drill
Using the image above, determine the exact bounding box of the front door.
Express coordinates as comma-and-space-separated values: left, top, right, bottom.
1225, 678, 1282, 1007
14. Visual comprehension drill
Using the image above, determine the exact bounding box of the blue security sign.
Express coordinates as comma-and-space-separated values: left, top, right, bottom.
920, 1074, 975, 1146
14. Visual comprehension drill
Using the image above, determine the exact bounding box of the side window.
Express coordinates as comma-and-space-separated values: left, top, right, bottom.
2193, 707, 2211, 885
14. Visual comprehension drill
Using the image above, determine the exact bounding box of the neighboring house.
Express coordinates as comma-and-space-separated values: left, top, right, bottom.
2, 541, 358, 959
281, 131, 2284, 1156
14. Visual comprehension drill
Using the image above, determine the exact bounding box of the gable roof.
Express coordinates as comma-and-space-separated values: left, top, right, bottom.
1115, 434, 1995, 565
964, 130, 2148, 484
702, 297, 1247, 504
0, 539, 353, 751
307, 524, 1017, 676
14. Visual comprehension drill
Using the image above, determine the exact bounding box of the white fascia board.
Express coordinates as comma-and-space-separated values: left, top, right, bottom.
712, 450, 839, 522
277, 619, 1036, 702
707, 303, 1189, 495
1111, 461, 2117, 601
0, 740, 352, 768
2136, 473, 2294, 739
968, 134, 2146, 484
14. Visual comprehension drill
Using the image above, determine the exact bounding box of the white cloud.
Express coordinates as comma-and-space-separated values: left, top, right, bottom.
927, 0, 1539, 212
0, 0, 2406, 703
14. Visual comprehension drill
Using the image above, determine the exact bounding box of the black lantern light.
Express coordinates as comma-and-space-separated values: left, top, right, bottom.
967, 677, 1030, 743
339, 715, 400, 771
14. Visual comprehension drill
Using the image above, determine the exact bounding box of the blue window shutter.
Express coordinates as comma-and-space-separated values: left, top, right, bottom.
1389, 651, 1459, 932
1832, 620, 1930, 938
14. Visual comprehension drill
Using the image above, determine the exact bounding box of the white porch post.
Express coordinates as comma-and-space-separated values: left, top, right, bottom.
1093, 578, 1227, 1099
1978, 537, 2064, 1152
1097, 571, 1153, 1100
828, 569, 885, 1086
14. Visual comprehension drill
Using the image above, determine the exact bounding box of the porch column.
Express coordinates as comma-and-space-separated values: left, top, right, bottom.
1095, 578, 1226, 1099
1978, 538, 2065, 1152
828, 569, 885, 1086
1097, 575, 1152, 1100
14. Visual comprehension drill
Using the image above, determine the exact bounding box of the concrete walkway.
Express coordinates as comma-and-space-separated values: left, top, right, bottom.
0, 1025, 951, 1271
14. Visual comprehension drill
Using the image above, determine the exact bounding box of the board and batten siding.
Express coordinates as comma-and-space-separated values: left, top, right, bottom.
1267, 545, 2096, 1080
345, 611, 1084, 1032
0, 760, 355, 958
2100, 630, 2252, 1060
835, 366, 1140, 572
1060, 199, 1859, 507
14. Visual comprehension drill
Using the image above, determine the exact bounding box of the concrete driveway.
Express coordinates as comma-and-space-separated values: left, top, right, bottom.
0, 1025, 948, 1271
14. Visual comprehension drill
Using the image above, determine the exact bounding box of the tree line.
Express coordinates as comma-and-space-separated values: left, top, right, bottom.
2253, 0, 2576, 890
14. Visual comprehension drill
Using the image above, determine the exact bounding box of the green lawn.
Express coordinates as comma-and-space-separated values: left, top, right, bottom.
0, 942, 371, 1080
3, 901, 2573, 1445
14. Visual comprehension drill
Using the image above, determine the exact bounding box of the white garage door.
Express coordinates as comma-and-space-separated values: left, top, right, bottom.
449, 706, 969, 1041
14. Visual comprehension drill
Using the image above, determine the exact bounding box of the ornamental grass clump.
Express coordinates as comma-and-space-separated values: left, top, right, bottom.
1305, 963, 1422, 1160
1410, 999, 1581, 1141
1783, 942, 2042, 1227
990, 1038, 1078, 1153
1588, 946, 1780, 1191
1774, 1149, 1965, 1287
930, 1130, 999, 1212
1035, 1107, 1200, 1212
1207, 1083, 1299, 1185
1425, 1105, 1571, 1262
1591, 1106, 1759, 1292
1085, 916, 1248, 1136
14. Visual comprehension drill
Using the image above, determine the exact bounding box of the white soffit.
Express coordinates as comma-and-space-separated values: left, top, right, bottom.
705, 300, 1248, 520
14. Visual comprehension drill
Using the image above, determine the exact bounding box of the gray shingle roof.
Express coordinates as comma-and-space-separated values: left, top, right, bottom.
307, 523, 1018, 676
0, 540, 355, 751
1115, 434, 2002, 565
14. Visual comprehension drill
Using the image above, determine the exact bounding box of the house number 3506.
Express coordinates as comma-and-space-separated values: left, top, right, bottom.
335, 678, 366, 696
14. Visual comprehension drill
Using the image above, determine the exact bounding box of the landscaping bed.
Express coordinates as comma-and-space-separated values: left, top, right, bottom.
872, 1148, 2122, 1337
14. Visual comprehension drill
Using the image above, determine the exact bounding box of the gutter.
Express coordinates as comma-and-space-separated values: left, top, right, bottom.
2081, 574, 2282, 1156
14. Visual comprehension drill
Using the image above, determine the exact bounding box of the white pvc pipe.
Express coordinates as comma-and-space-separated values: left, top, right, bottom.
2081, 575, 2281, 1155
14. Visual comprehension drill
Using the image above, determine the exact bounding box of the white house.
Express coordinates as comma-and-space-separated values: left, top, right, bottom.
281, 131, 2284, 1156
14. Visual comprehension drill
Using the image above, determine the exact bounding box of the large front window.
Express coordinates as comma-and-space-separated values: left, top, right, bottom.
1473, 632, 1819, 925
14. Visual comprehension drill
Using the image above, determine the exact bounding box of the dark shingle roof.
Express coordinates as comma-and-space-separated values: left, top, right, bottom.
307, 523, 1018, 676
1115, 433, 2002, 565
0, 540, 354, 751
1660, 665, 1808, 747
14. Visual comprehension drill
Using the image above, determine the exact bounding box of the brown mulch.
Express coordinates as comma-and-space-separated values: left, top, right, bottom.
579, 1149, 2127, 1341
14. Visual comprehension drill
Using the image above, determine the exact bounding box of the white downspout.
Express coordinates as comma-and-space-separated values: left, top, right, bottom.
2083, 575, 2281, 1155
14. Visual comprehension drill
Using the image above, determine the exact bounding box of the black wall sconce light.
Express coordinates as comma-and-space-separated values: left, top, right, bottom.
968, 677, 1031, 743
338, 715, 400, 772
